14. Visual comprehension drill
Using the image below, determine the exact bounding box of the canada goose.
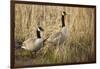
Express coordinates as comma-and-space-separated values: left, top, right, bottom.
47, 11, 68, 46
21, 26, 44, 53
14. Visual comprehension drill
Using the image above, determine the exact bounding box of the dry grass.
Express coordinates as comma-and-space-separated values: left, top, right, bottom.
14, 4, 96, 66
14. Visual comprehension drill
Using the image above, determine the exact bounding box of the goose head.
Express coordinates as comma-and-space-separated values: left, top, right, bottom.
37, 26, 44, 38
37, 26, 44, 31
62, 11, 67, 16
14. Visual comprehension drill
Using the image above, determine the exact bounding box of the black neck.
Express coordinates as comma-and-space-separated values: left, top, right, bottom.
36, 30, 41, 38
62, 15, 65, 27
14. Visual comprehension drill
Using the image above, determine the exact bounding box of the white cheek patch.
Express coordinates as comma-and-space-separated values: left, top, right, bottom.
38, 28, 41, 31
62, 13, 64, 15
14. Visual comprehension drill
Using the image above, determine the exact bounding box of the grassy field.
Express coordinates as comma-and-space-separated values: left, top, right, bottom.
14, 3, 96, 67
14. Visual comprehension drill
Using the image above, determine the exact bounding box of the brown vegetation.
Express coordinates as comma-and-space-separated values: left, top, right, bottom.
14, 4, 96, 67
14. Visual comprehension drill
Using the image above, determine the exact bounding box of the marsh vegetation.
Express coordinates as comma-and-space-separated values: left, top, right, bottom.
14, 4, 96, 67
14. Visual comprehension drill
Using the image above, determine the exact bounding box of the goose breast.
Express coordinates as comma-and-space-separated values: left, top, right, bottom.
22, 38, 44, 52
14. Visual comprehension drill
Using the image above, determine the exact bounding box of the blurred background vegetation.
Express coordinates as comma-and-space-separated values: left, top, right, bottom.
14, 3, 96, 67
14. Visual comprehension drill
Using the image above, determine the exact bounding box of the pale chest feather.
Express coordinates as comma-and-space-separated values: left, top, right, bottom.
34, 38, 43, 47
61, 26, 68, 37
